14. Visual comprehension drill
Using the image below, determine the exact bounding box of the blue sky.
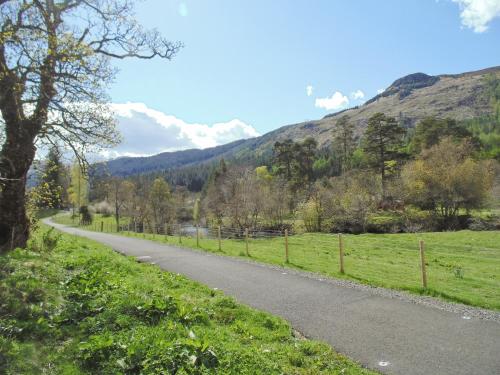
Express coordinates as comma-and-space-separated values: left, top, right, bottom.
106, 0, 500, 157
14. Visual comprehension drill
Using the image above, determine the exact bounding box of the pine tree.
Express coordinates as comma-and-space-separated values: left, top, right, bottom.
363, 112, 406, 197
273, 140, 294, 180
36, 147, 65, 209
332, 115, 356, 174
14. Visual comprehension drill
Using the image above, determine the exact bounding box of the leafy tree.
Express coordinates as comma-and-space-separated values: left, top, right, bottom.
255, 166, 273, 183
67, 162, 88, 217
332, 115, 356, 173
410, 117, 475, 154
0, 0, 181, 252
362, 112, 406, 197
402, 138, 496, 229
312, 157, 331, 178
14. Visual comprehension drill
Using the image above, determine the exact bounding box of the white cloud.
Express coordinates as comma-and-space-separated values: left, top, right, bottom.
350, 90, 365, 100
377, 88, 385, 94
107, 102, 259, 158
453, 0, 500, 32
315, 92, 349, 111
306, 85, 314, 97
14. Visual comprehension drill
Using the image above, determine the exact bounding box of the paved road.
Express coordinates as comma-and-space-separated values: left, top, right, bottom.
46, 219, 500, 375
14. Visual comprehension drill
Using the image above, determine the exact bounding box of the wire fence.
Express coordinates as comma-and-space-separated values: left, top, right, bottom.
73, 217, 500, 307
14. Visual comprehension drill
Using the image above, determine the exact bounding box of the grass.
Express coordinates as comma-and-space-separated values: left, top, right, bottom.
0, 225, 376, 374
53, 213, 500, 310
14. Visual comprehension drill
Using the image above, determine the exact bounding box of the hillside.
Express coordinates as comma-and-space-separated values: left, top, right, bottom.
103, 66, 500, 177
99, 139, 248, 176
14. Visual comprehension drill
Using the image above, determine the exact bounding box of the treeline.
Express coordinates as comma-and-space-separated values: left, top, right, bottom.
32, 110, 499, 234
202, 112, 498, 233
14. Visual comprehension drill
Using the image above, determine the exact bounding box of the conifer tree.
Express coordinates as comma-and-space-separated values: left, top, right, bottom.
363, 112, 406, 197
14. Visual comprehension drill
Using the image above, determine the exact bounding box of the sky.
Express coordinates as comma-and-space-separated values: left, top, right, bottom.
106, 0, 500, 157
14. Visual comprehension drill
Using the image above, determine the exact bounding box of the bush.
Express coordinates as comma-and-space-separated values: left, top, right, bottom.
79, 205, 93, 225
298, 199, 322, 232
92, 201, 112, 216
366, 214, 404, 233
41, 228, 60, 251
467, 216, 499, 231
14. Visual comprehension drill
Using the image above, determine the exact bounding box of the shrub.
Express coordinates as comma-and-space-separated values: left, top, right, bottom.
366, 214, 403, 233
41, 228, 60, 251
91, 201, 112, 216
79, 205, 93, 225
467, 216, 499, 231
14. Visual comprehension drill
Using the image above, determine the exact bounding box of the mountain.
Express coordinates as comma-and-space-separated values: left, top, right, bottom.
100, 139, 249, 176
102, 66, 500, 177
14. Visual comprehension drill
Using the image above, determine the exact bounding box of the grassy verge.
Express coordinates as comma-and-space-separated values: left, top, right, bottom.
0, 225, 376, 374
53, 214, 500, 310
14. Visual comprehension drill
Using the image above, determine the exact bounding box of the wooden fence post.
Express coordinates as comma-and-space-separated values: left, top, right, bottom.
245, 228, 249, 256
196, 224, 200, 247
218, 225, 222, 251
285, 229, 289, 263
179, 224, 182, 244
164, 223, 168, 241
338, 233, 345, 274
419, 240, 427, 289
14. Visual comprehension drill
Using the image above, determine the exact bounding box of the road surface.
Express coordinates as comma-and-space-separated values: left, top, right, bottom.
46, 219, 500, 375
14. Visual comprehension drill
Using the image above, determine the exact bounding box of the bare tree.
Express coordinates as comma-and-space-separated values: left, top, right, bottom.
0, 0, 181, 251
108, 177, 135, 231
149, 177, 173, 231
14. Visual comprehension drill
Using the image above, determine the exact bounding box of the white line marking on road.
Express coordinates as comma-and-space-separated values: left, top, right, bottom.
462, 316, 471, 320
378, 361, 390, 367
136, 256, 151, 260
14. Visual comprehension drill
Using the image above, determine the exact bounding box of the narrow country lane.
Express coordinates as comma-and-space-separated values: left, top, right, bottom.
45, 219, 500, 375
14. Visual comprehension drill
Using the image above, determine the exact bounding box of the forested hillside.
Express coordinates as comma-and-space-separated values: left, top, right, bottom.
100, 66, 500, 187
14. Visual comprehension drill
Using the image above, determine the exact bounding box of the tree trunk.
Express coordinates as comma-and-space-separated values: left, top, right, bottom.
0, 131, 37, 253
115, 202, 120, 232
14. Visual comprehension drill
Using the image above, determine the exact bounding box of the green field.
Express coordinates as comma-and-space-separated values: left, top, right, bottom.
0, 226, 375, 374
53, 214, 500, 310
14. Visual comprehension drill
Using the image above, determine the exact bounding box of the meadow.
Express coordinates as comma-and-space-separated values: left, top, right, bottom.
54, 214, 500, 310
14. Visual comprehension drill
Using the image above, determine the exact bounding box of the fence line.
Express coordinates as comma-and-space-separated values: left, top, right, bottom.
72, 218, 500, 293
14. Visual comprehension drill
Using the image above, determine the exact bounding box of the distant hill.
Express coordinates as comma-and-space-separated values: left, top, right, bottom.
99, 139, 249, 177
102, 66, 500, 177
